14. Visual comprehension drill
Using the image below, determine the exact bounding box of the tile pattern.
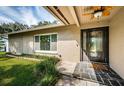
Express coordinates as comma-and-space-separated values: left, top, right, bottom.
73, 62, 124, 86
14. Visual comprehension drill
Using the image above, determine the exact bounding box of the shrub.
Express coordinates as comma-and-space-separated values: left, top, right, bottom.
39, 74, 59, 86
36, 56, 60, 86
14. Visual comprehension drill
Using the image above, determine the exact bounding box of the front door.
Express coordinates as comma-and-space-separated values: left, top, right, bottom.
81, 27, 109, 64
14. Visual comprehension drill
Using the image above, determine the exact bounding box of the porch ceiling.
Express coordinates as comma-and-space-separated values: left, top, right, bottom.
45, 6, 122, 27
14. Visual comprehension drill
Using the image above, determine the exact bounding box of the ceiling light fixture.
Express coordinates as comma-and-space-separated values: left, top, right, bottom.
94, 10, 103, 19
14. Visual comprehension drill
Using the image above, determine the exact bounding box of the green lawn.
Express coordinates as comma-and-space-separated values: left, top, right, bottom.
0, 52, 6, 56
0, 56, 60, 86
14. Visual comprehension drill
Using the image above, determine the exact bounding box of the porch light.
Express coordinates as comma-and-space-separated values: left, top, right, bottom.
94, 11, 103, 19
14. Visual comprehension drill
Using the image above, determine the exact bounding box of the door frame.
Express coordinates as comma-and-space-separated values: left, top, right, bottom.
80, 26, 109, 64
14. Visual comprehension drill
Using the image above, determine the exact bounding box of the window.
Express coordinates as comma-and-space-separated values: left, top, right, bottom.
51, 34, 57, 42
35, 36, 39, 42
35, 34, 57, 51
50, 34, 57, 51
40, 35, 50, 50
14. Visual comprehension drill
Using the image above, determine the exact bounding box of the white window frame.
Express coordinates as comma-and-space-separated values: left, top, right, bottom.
34, 32, 58, 54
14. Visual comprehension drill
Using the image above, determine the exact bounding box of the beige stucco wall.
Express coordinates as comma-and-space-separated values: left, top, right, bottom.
9, 34, 23, 55
22, 34, 34, 54
109, 7, 124, 79
8, 21, 109, 63
9, 25, 81, 62
80, 21, 109, 29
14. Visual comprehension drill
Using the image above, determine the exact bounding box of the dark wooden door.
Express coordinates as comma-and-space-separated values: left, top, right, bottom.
81, 27, 109, 64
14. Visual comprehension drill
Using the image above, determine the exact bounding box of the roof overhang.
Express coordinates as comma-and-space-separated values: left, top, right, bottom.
46, 6, 122, 26
8, 24, 64, 35
8, 6, 122, 35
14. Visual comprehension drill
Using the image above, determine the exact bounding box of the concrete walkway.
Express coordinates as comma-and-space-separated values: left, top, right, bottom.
56, 61, 102, 86
56, 75, 101, 86
56, 61, 77, 76
56, 61, 124, 86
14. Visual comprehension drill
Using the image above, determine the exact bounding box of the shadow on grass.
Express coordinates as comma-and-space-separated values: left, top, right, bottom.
0, 57, 14, 61
0, 64, 37, 86
0, 56, 60, 86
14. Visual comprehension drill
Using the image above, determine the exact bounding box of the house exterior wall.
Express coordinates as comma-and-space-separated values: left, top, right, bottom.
22, 34, 34, 54
8, 21, 109, 63
109, 7, 124, 79
80, 21, 109, 30
9, 34, 23, 55
9, 25, 81, 62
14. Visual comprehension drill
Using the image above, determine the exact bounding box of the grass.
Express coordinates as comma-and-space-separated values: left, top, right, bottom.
0, 52, 6, 57
0, 52, 6, 55
0, 56, 60, 86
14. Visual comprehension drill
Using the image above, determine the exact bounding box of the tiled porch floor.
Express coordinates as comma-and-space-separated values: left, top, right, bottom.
56, 61, 124, 86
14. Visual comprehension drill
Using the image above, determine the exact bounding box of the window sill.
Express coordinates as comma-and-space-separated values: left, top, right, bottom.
35, 50, 58, 54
